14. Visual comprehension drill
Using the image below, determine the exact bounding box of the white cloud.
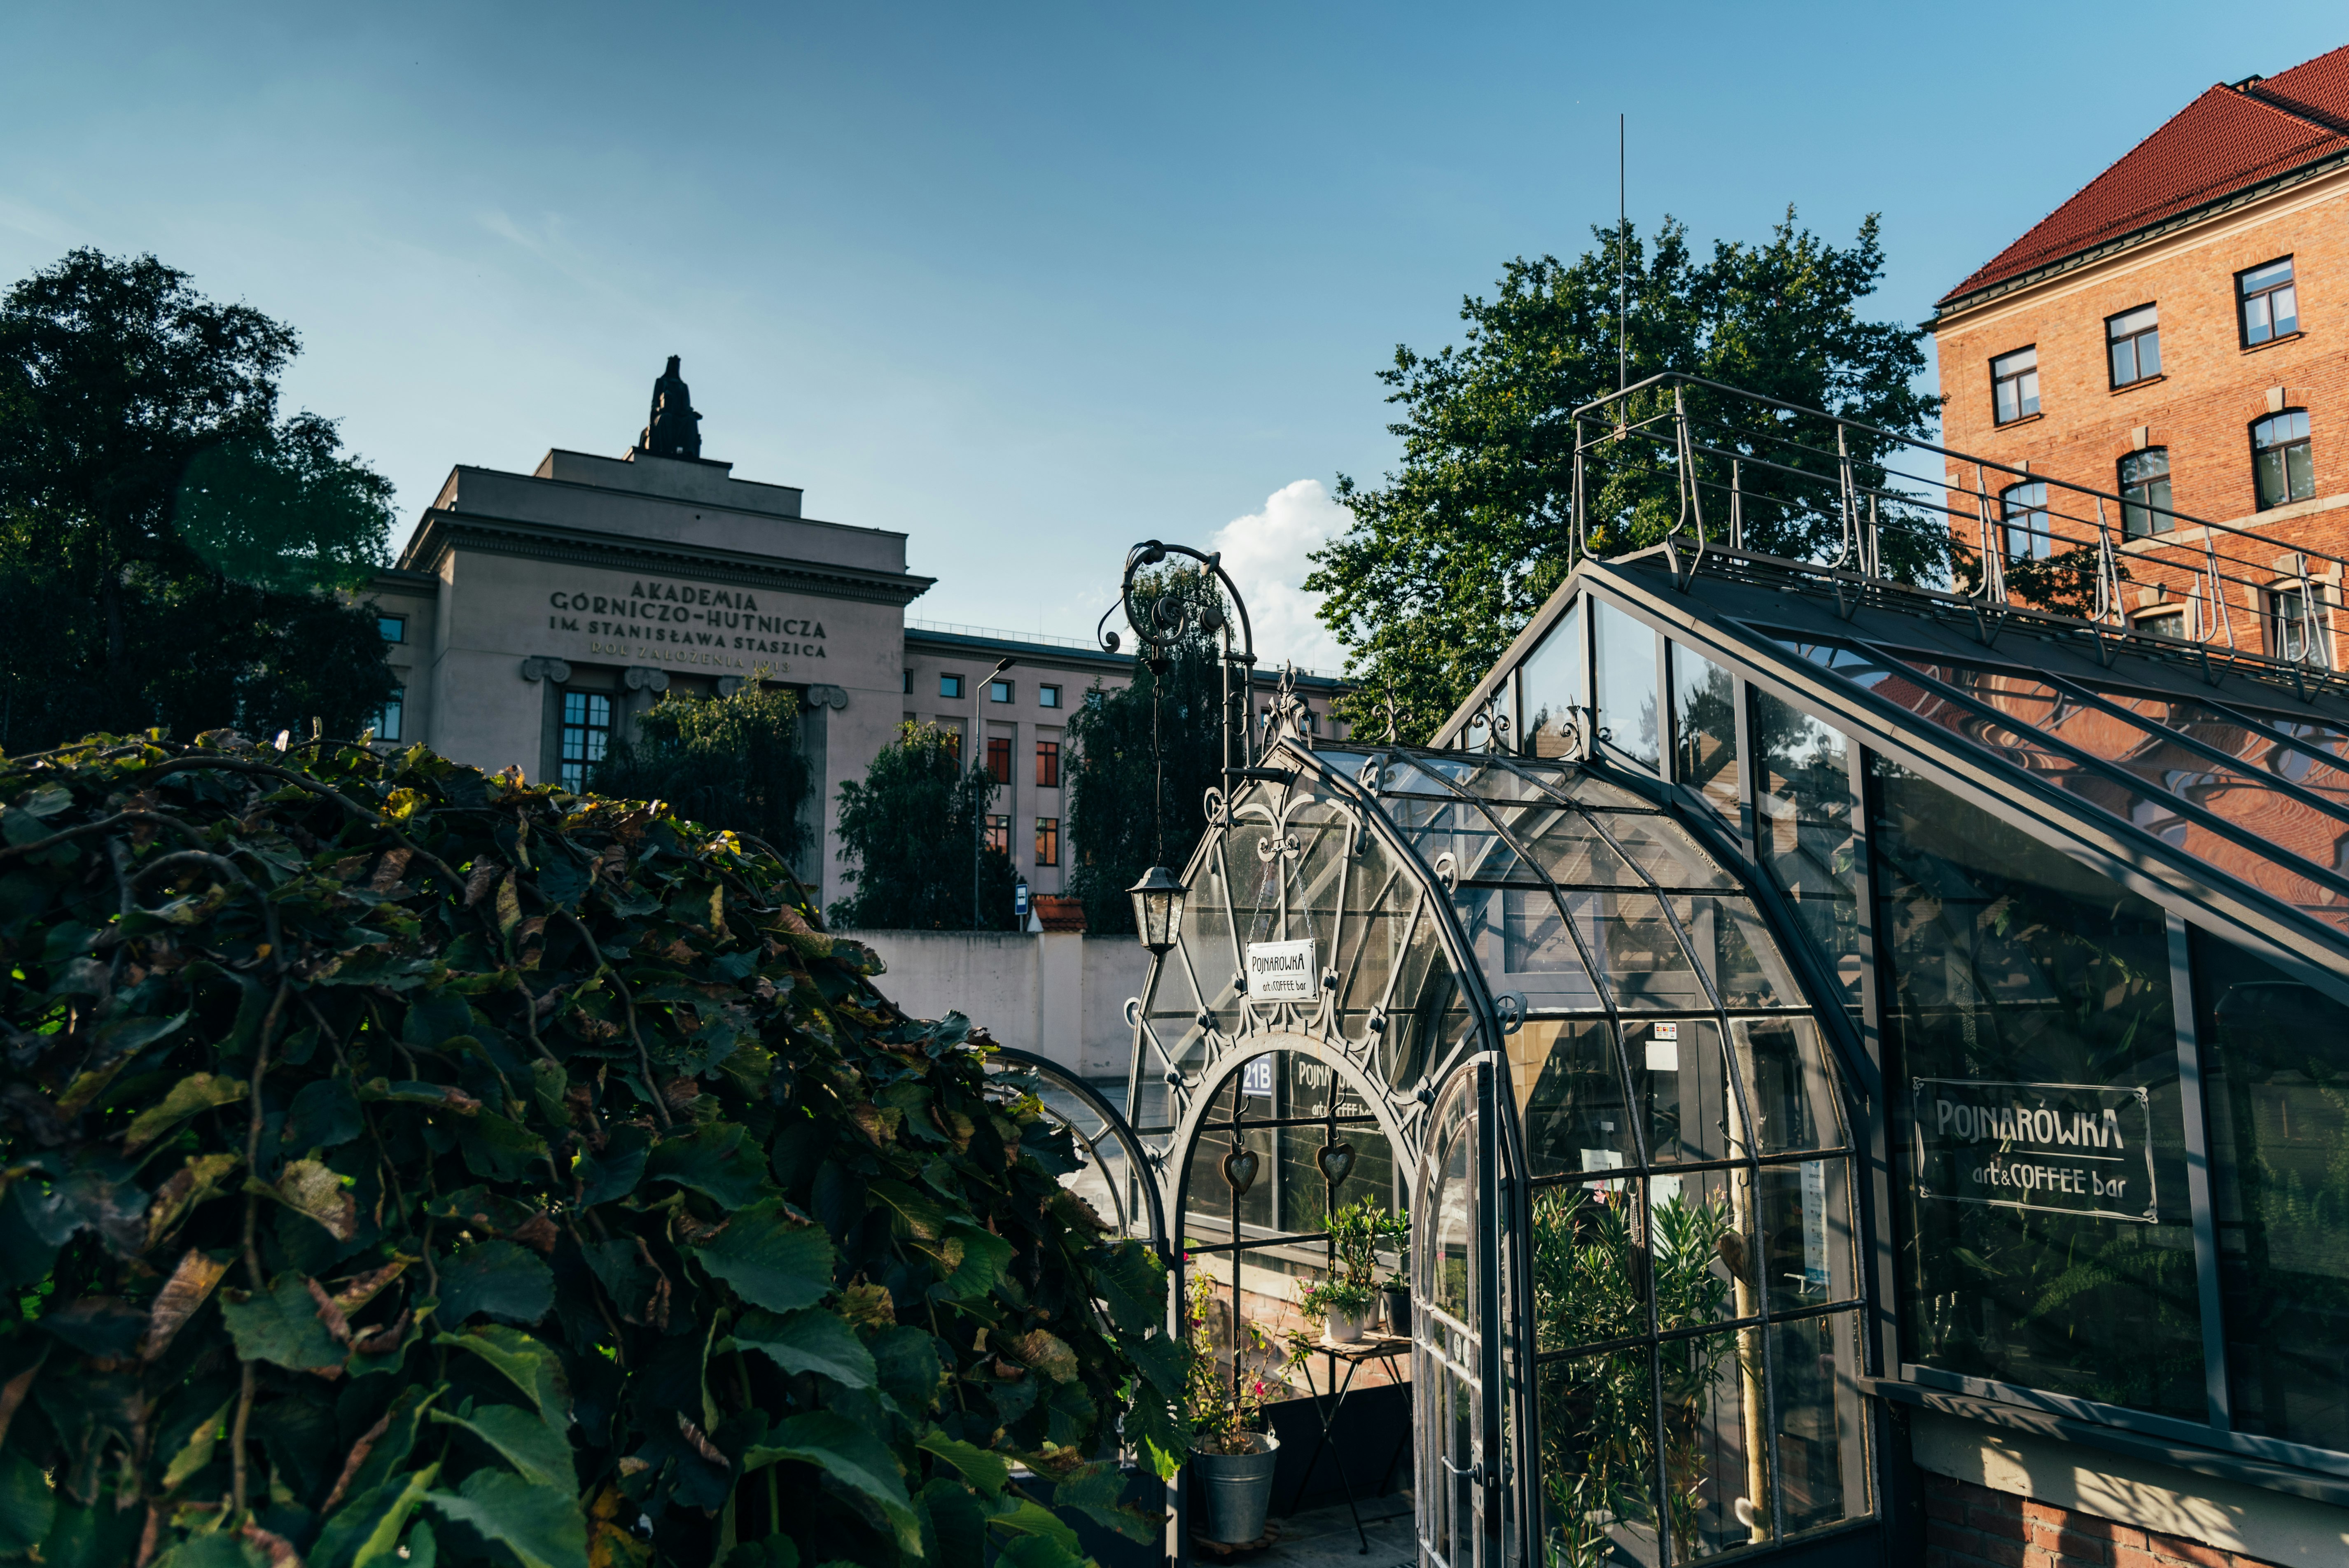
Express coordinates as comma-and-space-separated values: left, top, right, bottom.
1208, 478, 1351, 677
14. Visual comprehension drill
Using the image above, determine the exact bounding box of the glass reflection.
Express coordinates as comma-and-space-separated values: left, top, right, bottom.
1538, 1351, 1658, 1568
1597, 599, 1663, 771
1752, 688, 1863, 1010
1672, 642, 1741, 823
1735, 1019, 1845, 1155
1676, 895, 1800, 1008
1455, 884, 1602, 1011
1629, 1019, 1732, 1163
1664, 1329, 1761, 1561
1524, 600, 1587, 760
2193, 930, 2349, 1453
1757, 1160, 1852, 1314
1770, 1313, 1867, 1537
1582, 892, 1709, 1010
1877, 758, 2206, 1418
1515, 1019, 1637, 1179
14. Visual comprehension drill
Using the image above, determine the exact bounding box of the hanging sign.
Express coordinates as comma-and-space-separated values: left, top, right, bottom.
1245, 938, 1320, 1002
1909, 1078, 2158, 1223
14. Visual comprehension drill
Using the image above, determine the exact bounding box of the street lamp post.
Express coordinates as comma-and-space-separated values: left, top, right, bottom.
973, 655, 1013, 929
1091, 542, 1259, 945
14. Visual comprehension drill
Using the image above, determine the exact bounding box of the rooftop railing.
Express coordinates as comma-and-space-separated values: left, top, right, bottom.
1573, 372, 2349, 700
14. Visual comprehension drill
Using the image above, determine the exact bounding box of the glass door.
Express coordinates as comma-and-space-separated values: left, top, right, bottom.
1415, 1057, 1513, 1568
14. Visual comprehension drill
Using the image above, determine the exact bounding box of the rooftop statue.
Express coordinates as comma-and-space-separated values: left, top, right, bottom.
637, 354, 703, 460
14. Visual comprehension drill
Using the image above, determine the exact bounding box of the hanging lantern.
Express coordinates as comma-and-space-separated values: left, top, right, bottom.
1127, 865, 1188, 956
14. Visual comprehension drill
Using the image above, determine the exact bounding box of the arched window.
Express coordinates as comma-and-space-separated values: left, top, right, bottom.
2253, 411, 2314, 509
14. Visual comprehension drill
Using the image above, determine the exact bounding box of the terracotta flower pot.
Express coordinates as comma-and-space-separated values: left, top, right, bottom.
1193, 1431, 1280, 1545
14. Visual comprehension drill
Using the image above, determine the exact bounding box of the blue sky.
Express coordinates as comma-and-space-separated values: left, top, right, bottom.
6, 3, 2344, 671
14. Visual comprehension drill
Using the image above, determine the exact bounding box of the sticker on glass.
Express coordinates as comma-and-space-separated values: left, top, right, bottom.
1245, 938, 1319, 1002
1909, 1078, 2158, 1223
1646, 1020, 1680, 1072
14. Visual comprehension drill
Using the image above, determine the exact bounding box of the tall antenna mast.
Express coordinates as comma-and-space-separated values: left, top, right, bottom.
1617, 112, 1627, 393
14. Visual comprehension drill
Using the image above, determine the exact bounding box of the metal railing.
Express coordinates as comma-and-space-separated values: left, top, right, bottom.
1570, 373, 2349, 693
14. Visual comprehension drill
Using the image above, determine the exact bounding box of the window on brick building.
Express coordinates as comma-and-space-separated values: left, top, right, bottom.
2001, 480, 2050, 560
2239, 257, 2298, 345
986, 735, 1012, 784
1035, 740, 1060, 788
984, 814, 1009, 855
558, 691, 612, 791
2119, 447, 2173, 538
2107, 304, 2161, 387
1991, 346, 2039, 424
1034, 816, 1060, 866
2268, 585, 2328, 667
2134, 607, 2187, 640
2253, 410, 2314, 509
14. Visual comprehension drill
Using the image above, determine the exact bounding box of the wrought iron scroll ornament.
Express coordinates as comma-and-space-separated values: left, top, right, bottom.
1093, 539, 1261, 774
1137, 763, 1435, 1153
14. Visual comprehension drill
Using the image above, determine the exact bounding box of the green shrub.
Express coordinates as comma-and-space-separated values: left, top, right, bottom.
0, 731, 1186, 1568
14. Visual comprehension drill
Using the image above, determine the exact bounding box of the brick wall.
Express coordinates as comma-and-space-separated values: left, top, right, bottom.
1935, 166, 2349, 541
1924, 1475, 2281, 1568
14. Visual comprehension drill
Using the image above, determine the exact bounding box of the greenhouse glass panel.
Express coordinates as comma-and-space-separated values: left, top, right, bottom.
1673, 639, 1742, 822
2192, 929, 2349, 1455
1596, 597, 1663, 770
1752, 687, 1863, 1010
1523, 599, 1587, 760
1875, 757, 2207, 1420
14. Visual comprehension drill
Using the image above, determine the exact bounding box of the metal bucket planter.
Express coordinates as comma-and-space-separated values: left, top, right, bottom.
1193, 1431, 1281, 1545
1382, 1283, 1410, 1336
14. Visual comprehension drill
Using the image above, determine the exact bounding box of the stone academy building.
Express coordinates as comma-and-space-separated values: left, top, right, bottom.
357, 361, 1347, 916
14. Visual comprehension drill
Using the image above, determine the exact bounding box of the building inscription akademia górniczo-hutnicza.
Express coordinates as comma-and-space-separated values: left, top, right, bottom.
546, 576, 829, 673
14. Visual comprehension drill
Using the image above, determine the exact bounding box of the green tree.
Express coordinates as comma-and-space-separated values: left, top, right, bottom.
1065, 570, 1227, 935
1307, 212, 1937, 739
831, 722, 1019, 930
0, 248, 397, 751
591, 678, 813, 859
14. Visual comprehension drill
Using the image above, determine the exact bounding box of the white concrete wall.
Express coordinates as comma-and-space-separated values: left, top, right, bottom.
840, 929, 1151, 1080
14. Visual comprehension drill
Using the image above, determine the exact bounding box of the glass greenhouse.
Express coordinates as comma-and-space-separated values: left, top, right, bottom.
1088, 526, 2349, 1566
993, 378, 2349, 1567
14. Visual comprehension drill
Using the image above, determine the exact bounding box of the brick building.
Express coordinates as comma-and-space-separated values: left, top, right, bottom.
1932, 44, 2349, 665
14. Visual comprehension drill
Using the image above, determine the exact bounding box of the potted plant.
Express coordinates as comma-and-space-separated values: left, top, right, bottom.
1310, 1197, 1409, 1344
1301, 1276, 1379, 1346
1185, 1268, 1308, 1546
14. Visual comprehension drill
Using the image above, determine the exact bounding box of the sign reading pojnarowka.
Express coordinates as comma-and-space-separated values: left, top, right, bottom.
1245, 938, 1320, 1002
1909, 1078, 2158, 1223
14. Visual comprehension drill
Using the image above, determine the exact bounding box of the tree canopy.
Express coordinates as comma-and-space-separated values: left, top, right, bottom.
830, 723, 1019, 931
592, 679, 813, 866
1306, 212, 1937, 739
0, 249, 397, 752
0, 730, 1180, 1568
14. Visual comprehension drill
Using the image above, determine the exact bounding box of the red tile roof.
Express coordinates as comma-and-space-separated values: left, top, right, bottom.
1940, 46, 2349, 308
1030, 895, 1087, 933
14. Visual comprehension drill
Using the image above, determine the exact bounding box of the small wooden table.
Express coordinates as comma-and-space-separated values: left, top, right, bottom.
1284, 1331, 1413, 1555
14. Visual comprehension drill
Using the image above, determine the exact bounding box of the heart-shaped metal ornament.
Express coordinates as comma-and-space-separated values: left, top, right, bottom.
1221, 1146, 1260, 1197
1316, 1140, 1357, 1187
